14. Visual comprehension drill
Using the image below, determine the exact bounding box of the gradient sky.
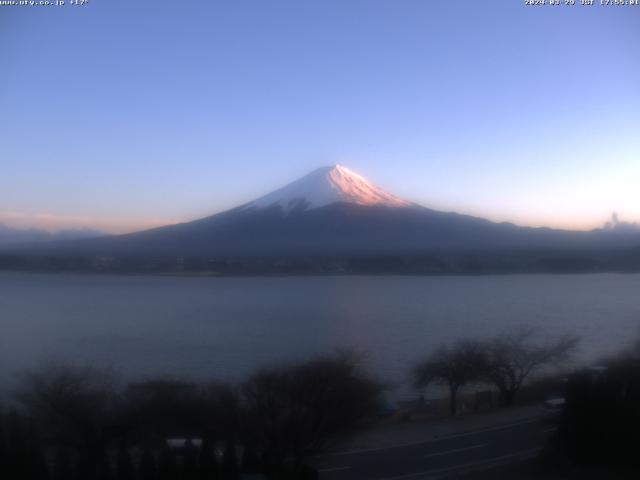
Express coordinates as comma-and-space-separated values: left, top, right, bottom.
2, 0, 639, 233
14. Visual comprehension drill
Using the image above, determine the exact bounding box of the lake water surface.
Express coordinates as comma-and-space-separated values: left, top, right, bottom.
2, 272, 640, 399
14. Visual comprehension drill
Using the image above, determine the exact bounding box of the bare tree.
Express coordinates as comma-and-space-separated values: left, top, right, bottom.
15, 363, 121, 479
414, 340, 488, 416
241, 355, 381, 475
484, 328, 578, 405
16, 363, 119, 437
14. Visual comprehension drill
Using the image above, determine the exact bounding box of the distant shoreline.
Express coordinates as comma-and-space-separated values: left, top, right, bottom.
2, 267, 640, 279
2, 244, 640, 277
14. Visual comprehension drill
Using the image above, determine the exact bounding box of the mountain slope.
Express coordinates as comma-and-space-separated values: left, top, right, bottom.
5, 165, 640, 262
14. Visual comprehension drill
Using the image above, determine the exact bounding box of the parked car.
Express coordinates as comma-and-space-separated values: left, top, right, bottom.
542, 397, 566, 422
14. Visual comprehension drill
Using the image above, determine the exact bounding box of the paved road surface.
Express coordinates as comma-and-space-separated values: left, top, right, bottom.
314, 415, 555, 480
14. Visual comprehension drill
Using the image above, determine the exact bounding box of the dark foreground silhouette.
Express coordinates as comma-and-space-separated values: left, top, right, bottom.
4, 336, 640, 479
537, 342, 640, 478
0, 355, 381, 480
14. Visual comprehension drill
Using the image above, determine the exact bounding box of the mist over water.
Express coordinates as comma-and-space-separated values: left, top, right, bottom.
2, 272, 640, 399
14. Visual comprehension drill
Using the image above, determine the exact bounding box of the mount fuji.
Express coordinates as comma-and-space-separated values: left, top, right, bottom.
6, 165, 640, 273
244, 164, 413, 213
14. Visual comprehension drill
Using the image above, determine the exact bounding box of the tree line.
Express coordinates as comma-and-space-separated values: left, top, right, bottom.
414, 328, 578, 416
0, 330, 577, 479
0, 354, 380, 480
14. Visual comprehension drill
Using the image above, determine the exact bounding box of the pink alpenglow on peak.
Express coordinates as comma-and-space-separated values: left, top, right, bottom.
246, 164, 414, 213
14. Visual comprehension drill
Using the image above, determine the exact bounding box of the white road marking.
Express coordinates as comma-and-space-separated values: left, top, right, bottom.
377, 448, 542, 480
321, 417, 540, 457
318, 466, 352, 473
423, 443, 487, 458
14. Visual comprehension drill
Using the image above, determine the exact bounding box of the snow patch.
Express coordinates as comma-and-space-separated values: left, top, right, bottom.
245, 165, 413, 213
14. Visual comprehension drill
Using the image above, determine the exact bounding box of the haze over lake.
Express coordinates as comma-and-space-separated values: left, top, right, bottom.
2, 272, 639, 398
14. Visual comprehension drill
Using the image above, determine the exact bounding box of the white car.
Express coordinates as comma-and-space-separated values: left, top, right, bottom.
542, 397, 566, 421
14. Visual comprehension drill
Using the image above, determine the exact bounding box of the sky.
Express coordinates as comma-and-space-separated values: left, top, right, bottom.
1, 0, 639, 233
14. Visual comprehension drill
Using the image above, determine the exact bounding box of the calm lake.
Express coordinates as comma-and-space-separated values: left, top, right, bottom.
2, 272, 640, 399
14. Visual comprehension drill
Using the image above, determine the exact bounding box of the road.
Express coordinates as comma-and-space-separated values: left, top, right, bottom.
314, 416, 555, 480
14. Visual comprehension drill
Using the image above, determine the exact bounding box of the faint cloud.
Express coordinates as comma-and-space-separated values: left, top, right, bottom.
603, 212, 639, 232
0, 210, 178, 234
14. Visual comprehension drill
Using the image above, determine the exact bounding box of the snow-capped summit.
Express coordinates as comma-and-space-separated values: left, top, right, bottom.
32, 164, 640, 265
245, 164, 413, 213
